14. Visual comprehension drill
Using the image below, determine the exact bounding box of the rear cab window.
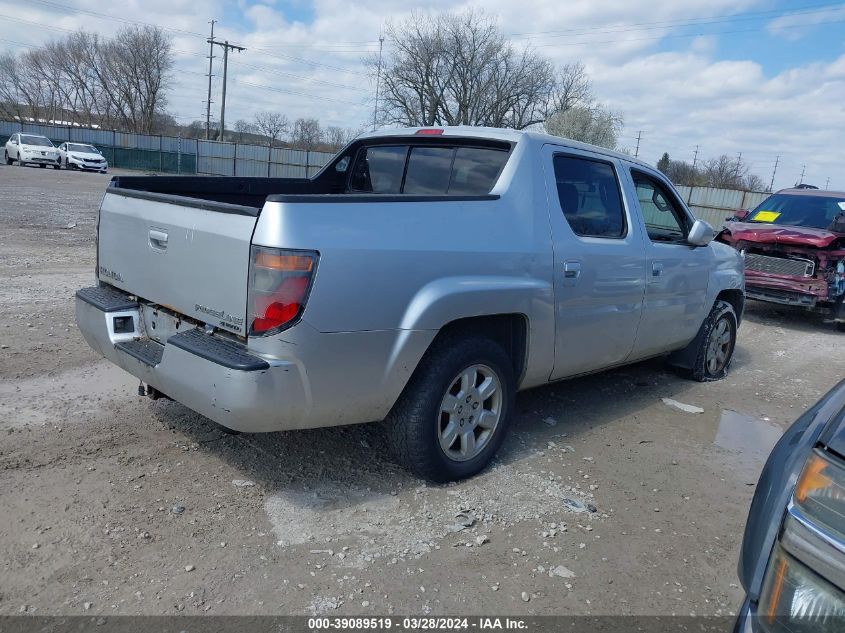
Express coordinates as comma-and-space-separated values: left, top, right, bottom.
347, 141, 510, 196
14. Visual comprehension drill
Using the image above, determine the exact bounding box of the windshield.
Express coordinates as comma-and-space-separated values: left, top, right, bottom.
20, 135, 54, 147
747, 193, 845, 231
68, 143, 98, 153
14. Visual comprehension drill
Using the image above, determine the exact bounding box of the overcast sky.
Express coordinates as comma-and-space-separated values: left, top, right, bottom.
2, 0, 843, 190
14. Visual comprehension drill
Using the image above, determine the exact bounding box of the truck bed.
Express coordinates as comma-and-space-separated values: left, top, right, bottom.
109, 175, 328, 209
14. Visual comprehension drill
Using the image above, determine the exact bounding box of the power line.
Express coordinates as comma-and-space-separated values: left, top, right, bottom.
233, 79, 368, 107
507, 2, 845, 40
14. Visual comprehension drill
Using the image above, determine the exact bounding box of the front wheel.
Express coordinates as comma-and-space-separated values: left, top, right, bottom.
836, 322, 845, 333
385, 335, 515, 482
52, 164, 60, 170
4, 151, 11, 165
691, 300, 738, 381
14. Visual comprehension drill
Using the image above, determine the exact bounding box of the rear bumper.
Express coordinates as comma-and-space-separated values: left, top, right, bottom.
75, 288, 309, 432
75, 285, 435, 433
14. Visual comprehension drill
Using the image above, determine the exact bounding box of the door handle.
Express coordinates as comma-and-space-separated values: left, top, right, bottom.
149, 229, 168, 251
563, 261, 581, 278
563, 260, 581, 285
652, 261, 664, 277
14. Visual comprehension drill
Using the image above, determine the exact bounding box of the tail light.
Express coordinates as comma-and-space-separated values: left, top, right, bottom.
248, 246, 318, 336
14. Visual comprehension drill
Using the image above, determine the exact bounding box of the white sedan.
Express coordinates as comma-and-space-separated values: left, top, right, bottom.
57, 142, 109, 173
4, 133, 61, 168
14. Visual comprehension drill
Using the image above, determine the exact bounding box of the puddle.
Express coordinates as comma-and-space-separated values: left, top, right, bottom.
0, 360, 136, 428
714, 409, 783, 464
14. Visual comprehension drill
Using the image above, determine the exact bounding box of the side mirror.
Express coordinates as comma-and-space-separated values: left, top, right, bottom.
731, 209, 750, 221
687, 219, 715, 247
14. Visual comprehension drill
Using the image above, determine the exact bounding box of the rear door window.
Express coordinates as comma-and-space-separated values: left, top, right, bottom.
553, 154, 626, 238
348, 143, 508, 195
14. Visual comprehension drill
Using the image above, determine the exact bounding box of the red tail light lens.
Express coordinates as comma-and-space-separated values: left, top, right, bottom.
248, 246, 318, 336
415, 128, 444, 135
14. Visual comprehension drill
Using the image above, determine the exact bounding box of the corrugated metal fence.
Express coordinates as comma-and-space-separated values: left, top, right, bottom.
0, 120, 333, 177
675, 185, 770, 227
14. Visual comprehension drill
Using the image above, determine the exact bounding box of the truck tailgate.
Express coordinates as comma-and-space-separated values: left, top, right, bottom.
97, 189, 258, 336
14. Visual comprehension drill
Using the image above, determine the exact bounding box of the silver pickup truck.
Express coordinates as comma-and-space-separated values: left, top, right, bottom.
76, 127, 744, 481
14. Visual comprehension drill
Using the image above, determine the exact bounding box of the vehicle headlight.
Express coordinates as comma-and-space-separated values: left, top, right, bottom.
757, 450, 845, 632
758, 546, 845, 632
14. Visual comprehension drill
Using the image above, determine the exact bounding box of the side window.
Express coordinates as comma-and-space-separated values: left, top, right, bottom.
348, 146, 408, 193
553, 154, 626, 238
632, 171, 690, 243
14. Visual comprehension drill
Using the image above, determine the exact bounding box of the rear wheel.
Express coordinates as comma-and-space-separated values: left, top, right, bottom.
836, 322, 845, 333
39, 163, 46, 168
385, 335, 515, 482
52, 164, 60, 170
691, 300, 738, 381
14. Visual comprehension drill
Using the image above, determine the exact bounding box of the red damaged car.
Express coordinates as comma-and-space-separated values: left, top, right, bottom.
719, 188, 845, 331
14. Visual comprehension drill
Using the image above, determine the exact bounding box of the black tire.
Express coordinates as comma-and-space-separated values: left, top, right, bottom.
4, 151, 11, 165
39, 163, 46, 168
690, 300, 738, 382
836, 322, 845, 333
52, 164, 60, 170
385, 334, 516, 482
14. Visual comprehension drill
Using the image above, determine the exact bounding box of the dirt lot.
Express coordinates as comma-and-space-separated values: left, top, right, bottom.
1, 162, 844, 617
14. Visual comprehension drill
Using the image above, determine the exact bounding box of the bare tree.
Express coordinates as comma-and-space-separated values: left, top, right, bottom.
701, 155, 749, 189
375, 10, 561, 129
0, 27, 172, 133
253, 111, 289, 147
547, 62, 593, 115
323, 125, 357, 151
744, 173, 767, 192
234, 119, 255, 142
291, 117, 323, 150
545, 104, 623, 150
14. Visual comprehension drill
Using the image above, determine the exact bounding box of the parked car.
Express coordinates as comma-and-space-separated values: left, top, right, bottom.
75, 126, 745, 481
719, 189, 845, 331
4, 133, 60, 168
57, 142, 108, 172
734, 378, 845, 632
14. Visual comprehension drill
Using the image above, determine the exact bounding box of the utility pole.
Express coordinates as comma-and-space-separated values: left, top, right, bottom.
692, 144, 699, 168
205, 20, 216, 140
799, 164, 806, 185
769, 155, 779, 192
214, 39, 245, 141
372, 34, 385, 131
634, 131, 642, 158
825, 177, 830, 190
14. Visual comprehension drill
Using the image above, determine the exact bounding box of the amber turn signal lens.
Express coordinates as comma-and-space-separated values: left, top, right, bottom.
254, 252, 314, 272
795, 453, 832, 503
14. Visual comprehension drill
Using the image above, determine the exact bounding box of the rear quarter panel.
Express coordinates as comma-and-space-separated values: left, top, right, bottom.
251, 137, 556, 389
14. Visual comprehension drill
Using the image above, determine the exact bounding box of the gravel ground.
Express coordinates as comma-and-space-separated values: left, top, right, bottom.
1, 162, 844, 617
